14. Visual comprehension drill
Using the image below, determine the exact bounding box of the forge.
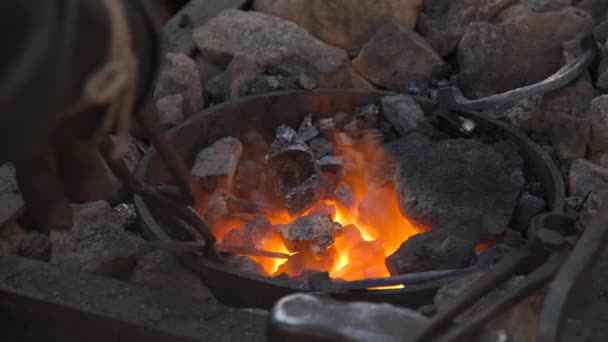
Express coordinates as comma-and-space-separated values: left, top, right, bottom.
134, 89, 564, 309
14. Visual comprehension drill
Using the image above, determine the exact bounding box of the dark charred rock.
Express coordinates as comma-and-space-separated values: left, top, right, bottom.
458, 5, 594, 98
396, 138, 524, 238
385, 228, 477, 275
276, 248, 339, 276
18, 231, 50, 261
309, 137, 334, 159
578, 0, 608, 23
519, 0, 572, 12
267, 126, 325, 215
277, 213, 342, 257
381, 95, 427, 137
298, 114, 320, 142
333, 132, 355, 147
192, 137, 243, 190
367, 133, 430, 187
511, 192, 547, 232
222, 215, 273, 249
203, 190, 230, 228
113, 203, 138, 230
343, 119, 361, 139
356, 104, 381, 127
0, 222, 25, 257
577, 189, 608, 232
353, 19, 449, 90
221, 253, 268, 276
568, 158, 608, 199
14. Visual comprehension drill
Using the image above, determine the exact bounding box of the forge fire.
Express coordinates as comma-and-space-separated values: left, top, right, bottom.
193, 96, 522, 283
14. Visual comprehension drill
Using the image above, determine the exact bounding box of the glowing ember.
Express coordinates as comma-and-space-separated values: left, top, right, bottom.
201, 129, 426, 282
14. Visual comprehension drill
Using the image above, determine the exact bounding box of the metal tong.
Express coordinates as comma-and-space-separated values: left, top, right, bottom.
308, 245, 506, 292
437, 35, 598, 112
412, 212, 580, 342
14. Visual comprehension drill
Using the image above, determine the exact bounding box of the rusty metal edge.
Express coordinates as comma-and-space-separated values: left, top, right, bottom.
133, 89, 565, 309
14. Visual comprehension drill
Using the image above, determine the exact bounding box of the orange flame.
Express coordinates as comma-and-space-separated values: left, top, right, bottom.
205, 133, 426, 281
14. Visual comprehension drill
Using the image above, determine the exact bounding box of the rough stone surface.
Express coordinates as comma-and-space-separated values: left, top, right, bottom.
367, 133, 430, 187
589, 96, 608, 167
520, 0, 572, 12
577, 0, 608, 23
434, 271, 538, 342
154, 53, 204, 116
531, 78, 596, 161
222, 215, 273, 249
380, 95, 427, 136
568, 159, 608, 199
577, 189, 608, 232
277, 213, 342, 258
221, 253, 268, 276
419, 0, 516, 56
129, 249, 212, 299
18, 231, 51, 261
193, 10, 355, 92
396, 138, 524, 238
458, 5, 595, 98
352, 20, 448, 90
192, 137, 243, 189
385, 228, 477, 275
50, 201, 137, 280
155, 94, 185, 130
254, 0, 423, 56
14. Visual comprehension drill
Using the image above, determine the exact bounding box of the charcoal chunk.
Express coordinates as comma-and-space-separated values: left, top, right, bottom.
222, 253, 268, 276
192, 137, 243, 189
385, 228, 476, 275
356, 104, 380, 126
267, 126, 325, 215
278, 213, 342, 257
332, 112, 352, 129
19, 231, 51, 261
309, 137, 334, 159
511, 192, 547, 231
334, 182, 354, 209
234, 160, 267, 199
298, 114, 320, 142
222, 215, 273, 248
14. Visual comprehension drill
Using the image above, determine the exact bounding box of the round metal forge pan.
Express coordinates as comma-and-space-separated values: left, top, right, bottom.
134, 89, 565, 310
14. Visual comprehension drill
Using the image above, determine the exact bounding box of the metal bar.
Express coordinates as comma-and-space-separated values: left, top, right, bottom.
412, 246, 531, 342
136, 101, 197, 205
437, 249, 569, 342
438, 35, 597, 111
309, 246, 504, 291
537, 196, 608, 342
148, 240, 291, 259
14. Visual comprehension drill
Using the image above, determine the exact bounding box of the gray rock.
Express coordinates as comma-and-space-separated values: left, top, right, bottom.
589, 96, 608, 167
309, 137, 334, 159
277, 213, 342, 258
577, 189, 608, 231
367, 133, 431, 186
192, 137, 243, 190
458, 5, 594, 98
155, 53, 204, 116
254, 0, 423, 56
298, 114, 320, 142
50, 201, 137, 280
531, 78, 596, 161
568, 159, 608, 199
0, 163, 24, 228
113, 203, 137, 230
353, 20, 449, 90
19, 231, 51, 261
396, 138, 524, 238
334, 182, 355, 209
129, 249, 212, 299
332, 112, 352, 129
419, 0, 516, 57
193, 10, 353, 90
577, 0, 608, 23
380, 95, 427, 136
155, 94, 185, 130
596, 17, 608, 44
